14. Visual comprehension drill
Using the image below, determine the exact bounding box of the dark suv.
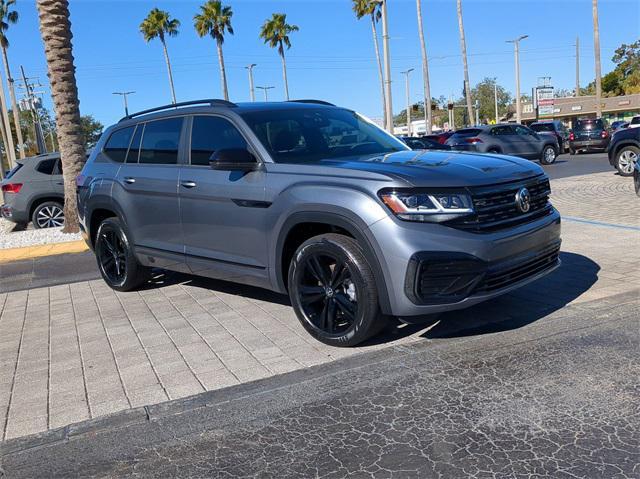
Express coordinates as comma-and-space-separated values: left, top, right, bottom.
530, 120, 571, 154
1, 152, 65, 228
607, 126, 639, 176
569, 118, 611, 154
78, 99, 561, 347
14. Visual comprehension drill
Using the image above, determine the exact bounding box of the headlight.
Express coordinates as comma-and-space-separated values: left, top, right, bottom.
379, 189, 474, 222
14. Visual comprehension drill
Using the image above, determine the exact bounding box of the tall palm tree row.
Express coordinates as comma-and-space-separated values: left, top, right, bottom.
415, 0, 432, 134
259, 13, 298, 101
194, 0, 234, 101
456, 0, 474, 126
353, 0, 386, 129
140, 8, 180, 105
0, 0, 24, 159
35, 0, 86, 233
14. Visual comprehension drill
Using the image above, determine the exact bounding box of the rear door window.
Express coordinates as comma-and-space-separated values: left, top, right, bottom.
139, 118, 184, 165
190, 116, 248, 166
490, 126, 514, 136
530, 123, 554, 133
36, 158, 58, 175
103, 126, 135, 163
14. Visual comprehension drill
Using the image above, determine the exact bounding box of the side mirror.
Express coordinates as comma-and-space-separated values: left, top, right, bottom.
209, 148, 259, 172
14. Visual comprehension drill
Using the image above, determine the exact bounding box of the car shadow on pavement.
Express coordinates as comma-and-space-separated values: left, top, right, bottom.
362, 251, 600, 345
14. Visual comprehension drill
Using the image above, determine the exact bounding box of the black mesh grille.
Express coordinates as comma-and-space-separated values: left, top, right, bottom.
448, 176, 552, 232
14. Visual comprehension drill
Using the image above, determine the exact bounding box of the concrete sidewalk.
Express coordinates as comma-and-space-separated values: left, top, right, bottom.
0, 172, 638, 441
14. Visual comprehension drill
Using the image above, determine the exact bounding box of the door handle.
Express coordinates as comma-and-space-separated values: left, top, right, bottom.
181, 181, 197, 188
124, 177, 136, 184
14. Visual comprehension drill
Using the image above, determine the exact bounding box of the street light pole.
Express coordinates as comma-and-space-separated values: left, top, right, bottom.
381, 0, 394, 133
113, 91, 135, 117
256, 86, 274, 102
494, 83, 499, 123
245, 64, 257, 102
575, 36, 580, 97
401, 69, 414, 136
506, 35, 528, 124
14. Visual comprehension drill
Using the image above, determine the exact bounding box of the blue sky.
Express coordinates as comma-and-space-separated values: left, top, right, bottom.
10, 0, 639, 127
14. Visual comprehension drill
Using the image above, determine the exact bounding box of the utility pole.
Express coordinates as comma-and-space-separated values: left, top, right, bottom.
592, 0, 602, 117
381, 0, 393, 133
475, 100, 479, 125
494, 83, 499, 123
113, 91, 135, 117
0, 72, 15, 167
401, 69, 414, 136
245, 64, 257, 102
19, 66, 46, 154
1, 51, 25, 159
256, 86, 274, 102
575, 36, 580, 97
507, 35, 528, 124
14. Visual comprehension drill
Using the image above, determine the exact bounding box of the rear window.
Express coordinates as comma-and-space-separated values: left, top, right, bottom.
530, 123, 555, 132
631, 117, 640, 125
104, 126, 135, 163
574, 119, 605, 131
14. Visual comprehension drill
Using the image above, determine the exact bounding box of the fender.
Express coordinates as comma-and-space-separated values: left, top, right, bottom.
274, 210, 393, 315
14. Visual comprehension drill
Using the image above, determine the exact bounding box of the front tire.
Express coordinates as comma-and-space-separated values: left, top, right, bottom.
540, 145, 557, 165
288, 233, 386, 347
32, 201, 64, 229
95, 217, 149, 292
615, 146, 639, 177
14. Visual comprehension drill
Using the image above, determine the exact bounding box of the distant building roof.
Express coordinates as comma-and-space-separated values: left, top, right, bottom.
518, 93, 640, 120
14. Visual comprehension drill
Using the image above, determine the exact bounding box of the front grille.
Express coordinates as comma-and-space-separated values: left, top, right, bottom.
448, 175, 552, 232
476, 242, 561, 293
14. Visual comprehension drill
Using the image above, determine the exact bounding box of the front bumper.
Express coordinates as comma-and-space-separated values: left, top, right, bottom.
367, 208, 562, 317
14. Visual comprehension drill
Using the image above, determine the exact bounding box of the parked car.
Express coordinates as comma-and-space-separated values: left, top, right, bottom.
629, 116, 640, 129
1, 152, 65, 229
611, 120, 629, 131
398, 136, 451, 151
424, 130, 455, 145
569, 118, 611, 154
529, 120, 571, 153
445, 124, 559, 164
78, 99, 561, 347
607, 126, 640, 177
634, 160, 640, 196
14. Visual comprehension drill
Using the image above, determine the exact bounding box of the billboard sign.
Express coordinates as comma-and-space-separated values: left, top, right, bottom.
536, 87, 554, 117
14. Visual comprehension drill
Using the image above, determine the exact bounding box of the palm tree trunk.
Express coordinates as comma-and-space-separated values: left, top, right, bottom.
0, 75, 16, 168
371, 17, 386, 130
592, 0, 602, 118
1, 47, 25, 159
35, 0, 86, 233
161, 38, 177, 104
216, 38, 229, 101
381, 0, 393, 132
280, 49, 290, 101
416, 0, 432, 134
456, 0, 474, 126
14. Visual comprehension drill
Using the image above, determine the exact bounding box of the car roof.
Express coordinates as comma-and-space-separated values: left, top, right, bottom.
17, 152, 60, 165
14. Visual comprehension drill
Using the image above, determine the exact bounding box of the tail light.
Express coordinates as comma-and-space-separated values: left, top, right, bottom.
464, 137, 483, 144
601, 130, 608, 139
1, 183, 22, 194
438, 136, 447, 144
569, 132, 575, 141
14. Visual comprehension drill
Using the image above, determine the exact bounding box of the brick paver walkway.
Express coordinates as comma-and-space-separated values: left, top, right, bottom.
0, 172, 638, 440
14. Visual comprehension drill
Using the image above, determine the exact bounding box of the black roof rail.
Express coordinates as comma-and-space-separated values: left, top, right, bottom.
288, 99, 335, 106
119, 99, 237, 122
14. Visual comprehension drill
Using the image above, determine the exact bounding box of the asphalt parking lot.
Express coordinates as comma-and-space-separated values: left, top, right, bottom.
0, 152, 638, 477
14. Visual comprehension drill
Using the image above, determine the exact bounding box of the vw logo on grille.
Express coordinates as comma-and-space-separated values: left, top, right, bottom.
515, 187, 531, 213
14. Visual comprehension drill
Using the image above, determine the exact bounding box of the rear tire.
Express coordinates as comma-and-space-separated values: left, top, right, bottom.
540, 145, 557, 165
32, 201, 64, 229
615, 146, 639, 177
95, 217, 150, 292
288, 233, 386, 347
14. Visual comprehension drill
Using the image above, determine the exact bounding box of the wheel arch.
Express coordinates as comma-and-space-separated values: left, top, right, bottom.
613, 140, 640, 162
28, 195, 65, 220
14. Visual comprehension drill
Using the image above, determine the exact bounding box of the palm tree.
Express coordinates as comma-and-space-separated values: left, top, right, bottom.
35, 0, 86, 233
140, 8, 180, 104
592, 0, 602, 117
0, 0, 23, 159
353, 0, 386, 129
416, 0, 432, 134
194, 1, 234, 101
456, 0, 473, 125
259, 13, 298, 101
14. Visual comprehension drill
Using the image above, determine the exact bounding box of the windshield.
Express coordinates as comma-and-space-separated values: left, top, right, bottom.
239, 108, 407, 164
530, 123, 555, 132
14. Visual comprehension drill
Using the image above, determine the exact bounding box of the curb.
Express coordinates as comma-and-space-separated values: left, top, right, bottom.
0, 240, 89, 264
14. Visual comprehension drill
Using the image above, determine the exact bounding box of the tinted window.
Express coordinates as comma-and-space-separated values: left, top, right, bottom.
452, 128, 482, 137
126, 124, 143, 163
490, 126, 513, 136
574, 119, 604, 131
514, 125, 532, 136
240, 108, 406, 164
139, 118, 183, 165
631, 116, 640, 125
36, 158, 58, 175
530, 123, 555, 132
190, 116, 248, 166
104, 126, 135, 163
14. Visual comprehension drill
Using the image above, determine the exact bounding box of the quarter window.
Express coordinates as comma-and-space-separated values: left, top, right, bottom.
126, 124, 143, 163
103, 126, 135, 163
190, 116, 248, 166
139, 118, 184, 165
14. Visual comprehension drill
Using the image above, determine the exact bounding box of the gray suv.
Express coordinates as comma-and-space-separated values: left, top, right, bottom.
78, 99, 561, 347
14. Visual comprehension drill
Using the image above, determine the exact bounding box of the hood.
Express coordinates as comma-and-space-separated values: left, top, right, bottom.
321, 150, 543, 187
